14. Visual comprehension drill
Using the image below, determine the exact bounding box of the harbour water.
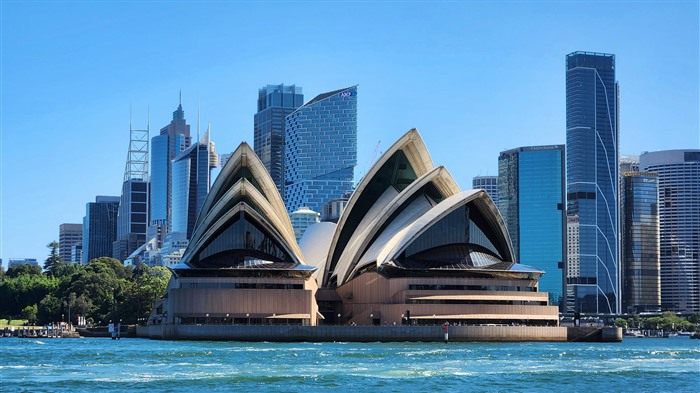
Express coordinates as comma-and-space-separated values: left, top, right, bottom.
1, 337, 698, 392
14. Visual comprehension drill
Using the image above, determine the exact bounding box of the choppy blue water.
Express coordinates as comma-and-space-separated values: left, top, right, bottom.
1, 337, 698, 392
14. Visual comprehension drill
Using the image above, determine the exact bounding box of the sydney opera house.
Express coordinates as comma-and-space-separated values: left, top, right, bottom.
145, 129, 560, 336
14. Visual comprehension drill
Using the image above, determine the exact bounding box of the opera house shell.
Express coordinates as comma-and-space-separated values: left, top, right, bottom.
148, 130, 559, 331
150, 142, 320, 327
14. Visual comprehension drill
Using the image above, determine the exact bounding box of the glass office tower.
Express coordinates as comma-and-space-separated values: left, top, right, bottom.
498, 145, 566, 307
640, 150, 700, 312
82, 196, 120, 264
149, 98, 191, 234
565, 51, 620, 314
254, 84, 304, 199
621, 172, 661, 313
284, 86, 357, 214
171, 134, 218, 239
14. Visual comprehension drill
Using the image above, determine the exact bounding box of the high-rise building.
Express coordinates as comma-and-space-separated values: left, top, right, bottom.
290, 206, 320, 242
284, 86, 357, 214
254, 84, 304, 198
472, 176, 499, 205
58, 223, 83, 263
114, 115, 150, 262
620, 155, 640, 173
565, 51, 620, 314
8, 258, 39, 268
171, 128, 218, 239
498, 145, 566, 306
71, 245, 83, 264
150, 95, 191, 235
621, 172, 660, 313
640, 149, 700, 312
321, 191, 352, 223
82, 196, 120, 264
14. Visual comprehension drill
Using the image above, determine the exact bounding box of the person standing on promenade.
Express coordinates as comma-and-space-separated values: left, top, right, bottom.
443, 322, 449, 343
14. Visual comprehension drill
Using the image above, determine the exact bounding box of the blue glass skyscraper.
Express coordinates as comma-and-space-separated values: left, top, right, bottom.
284, 86, 357, 214
171, 131, 218, 239
150, 97, 191, 234
565, 51, 620, 314
498, 145, 566, 307
254, 84, 304, 198
621, 172, 660, 313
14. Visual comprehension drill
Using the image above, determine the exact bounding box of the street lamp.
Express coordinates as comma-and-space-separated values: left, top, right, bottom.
226, 313, 229, 324
246, 313, 250, 325
338, 313, 341, 325
206, 313, 209, 324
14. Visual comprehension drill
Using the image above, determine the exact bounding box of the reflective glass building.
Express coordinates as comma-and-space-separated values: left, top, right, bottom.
640, 150, 700, 312
171, 134, 218, 239
254, 84, 304, 199
498, 145, 566, 307
284, 86, 357, 214
565, 51, 620, 314
150, 100, 191, 233
621, 172, 660, 313
82, 196, 120, 264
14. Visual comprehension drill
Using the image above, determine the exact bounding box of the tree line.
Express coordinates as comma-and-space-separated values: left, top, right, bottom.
0, 242, 170, 326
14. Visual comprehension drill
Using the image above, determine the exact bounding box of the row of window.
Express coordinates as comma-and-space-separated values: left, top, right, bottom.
408, 284, 536, 292
183, 283, 303, 289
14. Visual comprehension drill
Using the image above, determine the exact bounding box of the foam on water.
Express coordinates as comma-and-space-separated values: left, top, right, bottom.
1, 337, 698, 392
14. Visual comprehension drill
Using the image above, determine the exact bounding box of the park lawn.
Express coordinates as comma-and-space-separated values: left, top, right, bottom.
0, 319, 29, 327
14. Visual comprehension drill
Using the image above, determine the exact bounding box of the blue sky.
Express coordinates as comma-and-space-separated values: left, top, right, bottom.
1, 1, 698, 267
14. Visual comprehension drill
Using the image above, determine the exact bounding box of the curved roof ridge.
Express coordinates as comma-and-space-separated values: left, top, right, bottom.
323, 128, 434, 286
194, 142, 292, 235
375, 189, 514, 268
333, 166, 461, 285
184, 203, 304, 268
182, 179, 303, 267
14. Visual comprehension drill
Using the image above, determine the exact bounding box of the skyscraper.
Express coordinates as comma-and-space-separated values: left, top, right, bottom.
621, 172, 660, 313
171, 128, 218, 239
640, 150, 700, 312
254, 84, 304, 198
472, 176, 499, 205
113, 115, 149, 262
565, 51, 620, 314
150, 95, 191, 235
498, 145, 566, 306
284, 86, 357, 214
58, 223, 82, 263
82, 196, 120, 264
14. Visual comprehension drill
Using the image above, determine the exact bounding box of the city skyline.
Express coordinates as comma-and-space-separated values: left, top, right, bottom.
1, 2, 698, 266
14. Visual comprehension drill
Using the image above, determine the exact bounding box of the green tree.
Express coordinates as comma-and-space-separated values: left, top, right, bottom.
44, 241, 63, 276
6, 264, 42, 278
38, 294, 62, 324
21, 304, 38, 324
0, 265, 5, 280
66, 258, 129, 324
0, 274, 58, 317
116, 266, 171, 323
614, 318, 628, 328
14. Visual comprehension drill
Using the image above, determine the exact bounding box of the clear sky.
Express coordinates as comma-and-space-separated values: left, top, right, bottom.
1, 1, 698, 268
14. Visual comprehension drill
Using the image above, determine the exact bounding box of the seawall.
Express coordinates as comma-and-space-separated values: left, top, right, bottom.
137, 324, 574, 342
